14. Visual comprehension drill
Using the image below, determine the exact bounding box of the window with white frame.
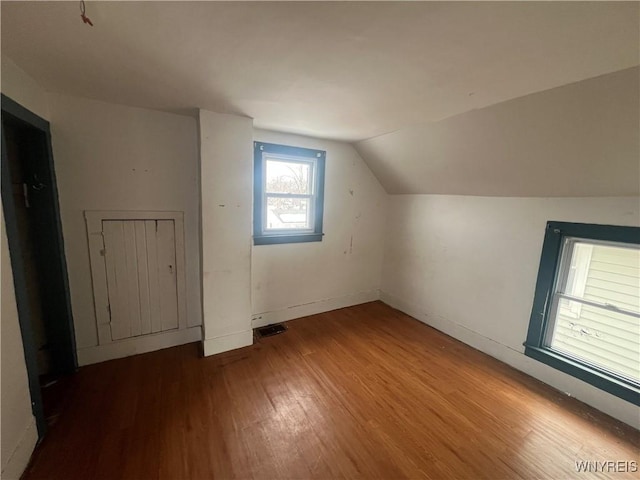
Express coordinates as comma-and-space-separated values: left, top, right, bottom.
525, 222, 640, 405
253, 142, 325, 245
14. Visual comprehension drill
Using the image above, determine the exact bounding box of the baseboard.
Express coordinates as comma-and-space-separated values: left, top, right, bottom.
251, 289, 380, 329
1, 418, 37, 480
77, 326, 202, 366
380, 291, 640, 430
203, 330, 253, 356
380, 291, 518, 362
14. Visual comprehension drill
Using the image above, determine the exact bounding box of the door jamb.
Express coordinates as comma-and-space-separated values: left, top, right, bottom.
1, 94, 78, 439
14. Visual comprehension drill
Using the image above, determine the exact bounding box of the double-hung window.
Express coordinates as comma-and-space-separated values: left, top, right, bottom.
253, 142, 325, 245
525, 221, 640, 404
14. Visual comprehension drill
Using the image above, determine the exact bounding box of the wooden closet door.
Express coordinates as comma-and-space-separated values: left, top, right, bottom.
102, 219, 178, 341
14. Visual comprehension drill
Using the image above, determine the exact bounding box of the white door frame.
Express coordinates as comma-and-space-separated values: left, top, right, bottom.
85, 210, 188, 345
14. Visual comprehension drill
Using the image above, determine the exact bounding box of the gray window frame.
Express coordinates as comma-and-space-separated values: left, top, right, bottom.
524, 221, 640, 406
253, 142, 326, 245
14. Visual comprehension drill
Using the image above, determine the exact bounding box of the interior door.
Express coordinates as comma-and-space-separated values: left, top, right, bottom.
102, 219, 179, 341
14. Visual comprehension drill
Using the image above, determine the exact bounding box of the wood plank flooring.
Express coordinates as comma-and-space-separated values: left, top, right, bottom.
23, 301, 638, 479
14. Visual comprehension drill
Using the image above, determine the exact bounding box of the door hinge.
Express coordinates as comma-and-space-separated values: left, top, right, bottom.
107, 303, 111, 319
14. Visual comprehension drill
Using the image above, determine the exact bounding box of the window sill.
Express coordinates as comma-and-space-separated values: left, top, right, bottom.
523, 345, 640, 406
253, 232, 324, 245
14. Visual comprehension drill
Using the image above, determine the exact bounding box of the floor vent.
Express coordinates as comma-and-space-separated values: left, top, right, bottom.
256, 324, 286, 338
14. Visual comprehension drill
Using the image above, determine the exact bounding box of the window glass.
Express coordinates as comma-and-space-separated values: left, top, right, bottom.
549, 240, 640, 383
265, 158, 313, 195
525, 222, 639, 404
266, 197, 312, 230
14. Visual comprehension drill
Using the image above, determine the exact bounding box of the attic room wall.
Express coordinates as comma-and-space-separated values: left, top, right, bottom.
198, 110, 253, 356
1, 56, 49, 119
251, 129, 387, 326
381, 196, 640, 428
0, 58, 43, 480
1, 208, 38, 478
47, 93, 202, 364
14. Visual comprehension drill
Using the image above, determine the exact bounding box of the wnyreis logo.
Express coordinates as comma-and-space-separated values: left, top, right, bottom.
575, 461, 638, 473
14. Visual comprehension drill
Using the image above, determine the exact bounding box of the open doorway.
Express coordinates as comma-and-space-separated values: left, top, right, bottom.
1, 95, 77, 439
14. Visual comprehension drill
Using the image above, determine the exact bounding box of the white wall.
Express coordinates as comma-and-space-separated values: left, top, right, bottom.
1, 209, 39, 479
47, 93, 202, 363
1, 56, 49, 120
381, 195, 640, 428
252, 129, 387, 326
199, 110, 254, 355
0, 58, 45, 480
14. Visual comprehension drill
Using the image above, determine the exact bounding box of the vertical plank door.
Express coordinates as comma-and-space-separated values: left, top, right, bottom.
155, 220, 179, 331
102, 219, 179, 341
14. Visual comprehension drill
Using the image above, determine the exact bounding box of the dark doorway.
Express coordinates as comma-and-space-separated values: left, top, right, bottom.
1, 95, 77, 438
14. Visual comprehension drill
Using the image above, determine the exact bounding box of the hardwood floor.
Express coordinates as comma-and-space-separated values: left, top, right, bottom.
23, 302, 638, 479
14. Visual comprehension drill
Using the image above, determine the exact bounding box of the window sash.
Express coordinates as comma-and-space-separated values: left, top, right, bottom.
542, 237, 640, 386
524, 221, 640, 405
546, 292, 640, 346
265, 193, 314, 199
546, 342, 639, 387
262, 154, 317, 235
263, 193, 315, 234
553, 293, 640, 319
545, 293, 640, 384
263, 155, 315, 195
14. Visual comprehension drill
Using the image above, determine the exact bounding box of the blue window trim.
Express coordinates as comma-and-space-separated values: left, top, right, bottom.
253, 142, 326, 246
524, 221, 640, 406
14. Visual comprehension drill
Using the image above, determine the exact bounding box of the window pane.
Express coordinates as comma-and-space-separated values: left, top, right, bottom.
265, 158, 312, 195
265, 196, 312, 230
551, 239, 640, 383
551, 299, 640, 382
563, 241, 640, 314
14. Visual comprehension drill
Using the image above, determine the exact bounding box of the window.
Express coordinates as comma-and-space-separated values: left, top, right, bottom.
525, 221, 639, 405
253, 142, 325, 245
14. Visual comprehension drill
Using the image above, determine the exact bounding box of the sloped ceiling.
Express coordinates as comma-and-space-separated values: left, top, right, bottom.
2, 2, 638, 196
355, 67, 640, 196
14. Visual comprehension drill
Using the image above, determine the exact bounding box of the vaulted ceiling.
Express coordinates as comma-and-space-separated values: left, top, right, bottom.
2, 1, 638, 196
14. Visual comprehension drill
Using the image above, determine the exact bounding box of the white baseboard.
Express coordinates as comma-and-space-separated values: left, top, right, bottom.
1, 418, 37, 480
380, 291, 519, 362
77, 326, 202, 366
251, 289, 380, 329
380, 291, 640, 430
203, 330, 253, 356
